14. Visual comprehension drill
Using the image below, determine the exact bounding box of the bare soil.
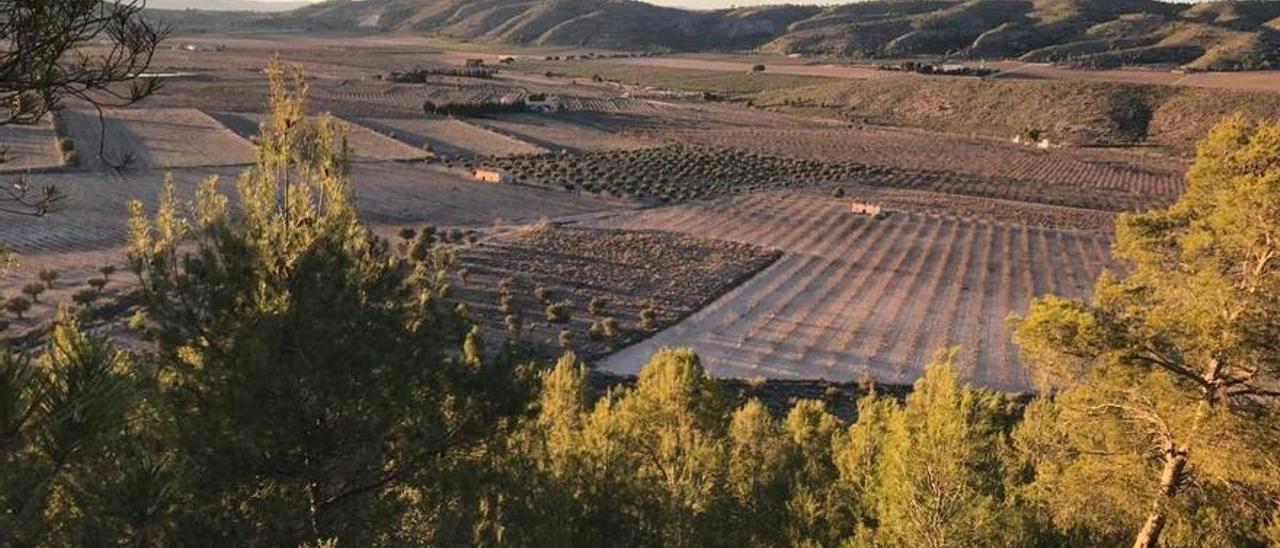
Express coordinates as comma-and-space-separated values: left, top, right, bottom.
589, 191, 1111, 391
455, 225, 780, 362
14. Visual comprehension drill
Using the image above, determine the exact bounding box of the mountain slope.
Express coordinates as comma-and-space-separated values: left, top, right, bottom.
202, 0, 1280, 69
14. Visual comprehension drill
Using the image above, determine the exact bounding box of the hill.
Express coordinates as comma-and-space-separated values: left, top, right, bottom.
750, 75, 1280, 153
178, 0, 1280, 70
147, 0, 311, 11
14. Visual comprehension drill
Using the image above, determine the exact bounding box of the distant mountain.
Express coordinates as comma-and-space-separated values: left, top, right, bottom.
172, 0, 1280, 70
148, 0, 311, 12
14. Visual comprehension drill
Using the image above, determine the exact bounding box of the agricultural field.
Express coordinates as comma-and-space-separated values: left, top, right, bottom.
481, 144, 868, 202
357, 118, 549, 158
454, 225, 779, 361
468, 114, 657, 153
0, 30, 1213, 393
57, 108, 257, 169
671, 128, 1188, 199
590, 191, 1111, 391
209, 111, 430, 162
0, 120, 62, 172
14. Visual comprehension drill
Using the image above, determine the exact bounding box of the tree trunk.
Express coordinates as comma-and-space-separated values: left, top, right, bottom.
1132, 445, 1188, 548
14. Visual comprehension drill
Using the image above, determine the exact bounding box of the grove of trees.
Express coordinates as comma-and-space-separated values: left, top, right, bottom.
1, 62, 1279, 546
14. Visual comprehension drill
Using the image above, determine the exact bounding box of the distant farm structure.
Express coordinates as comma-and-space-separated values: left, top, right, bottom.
472, 168, 505, 183
849, 202, 885, 218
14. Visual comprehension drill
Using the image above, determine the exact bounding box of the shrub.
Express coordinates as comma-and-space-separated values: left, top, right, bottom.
588, 296, 607, 316
602, 316, 619, 338
5, 296, 31, 319
588, 321, 605, 341
87, 277, 107, 293
558, 329, 573, 349
38, 268, 58, 289
98, 265, 116, 280
21, 283, 45, 303
640, 307, 657, 330
545, 300, 572, 324
70, 289, 97, 308
58, 137, 75, 153
832, 187, 846, 198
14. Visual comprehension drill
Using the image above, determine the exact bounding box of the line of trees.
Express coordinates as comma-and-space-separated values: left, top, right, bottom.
1, 62, 1278, 546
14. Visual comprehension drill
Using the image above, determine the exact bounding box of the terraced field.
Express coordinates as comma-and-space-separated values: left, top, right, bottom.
59, 108, 257, 169
210, 112, 430, 162
0, 120, 61, 172
358, 118, 549, 157
590, 191, 1111, 391
674, 128, 1188, 198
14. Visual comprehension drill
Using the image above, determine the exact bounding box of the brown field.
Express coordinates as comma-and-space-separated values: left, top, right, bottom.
357, 117, 549, 157
455, 225, 779, 361
58, 108, 257, 169
2, 33, 1214, 391
670, 127, 1188, 199
590, 191, 1111, 391
468, 114, 658, 153
614, 56, 902, 81
0, 120, 61, 172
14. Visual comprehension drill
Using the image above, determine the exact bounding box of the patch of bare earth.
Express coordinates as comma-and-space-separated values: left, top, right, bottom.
590, 191, 1111, 391
454, 225, 780, 362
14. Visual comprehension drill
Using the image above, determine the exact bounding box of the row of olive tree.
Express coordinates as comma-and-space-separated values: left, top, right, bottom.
1, 61, 1278, 546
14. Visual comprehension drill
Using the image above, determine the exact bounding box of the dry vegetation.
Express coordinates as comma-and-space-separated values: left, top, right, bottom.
753, 76, 1280, 154
454, 225, 780, 361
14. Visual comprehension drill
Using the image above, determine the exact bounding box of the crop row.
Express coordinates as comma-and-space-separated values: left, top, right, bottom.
482, 144, 871, 202
592, 191, 1111, 391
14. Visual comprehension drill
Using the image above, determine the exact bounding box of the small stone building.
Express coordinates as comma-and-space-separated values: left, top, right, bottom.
850, 202, 885, 218
472, 168, 504, 184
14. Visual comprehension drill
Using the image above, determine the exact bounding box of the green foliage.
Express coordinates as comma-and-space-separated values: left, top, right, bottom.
0, 314, 162, 545
120, 59, 522, 544
1012, 114, 1280, 547
545, 299, 572, 323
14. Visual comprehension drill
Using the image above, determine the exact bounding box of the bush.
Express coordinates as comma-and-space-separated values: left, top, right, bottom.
832, 187, 846, 198
21, 282, 45, 303
640, 307, 657, 330
38, 268, 58, 289
87, 277, 107, 293
5, 296, 31, 319
602, 316, 619, 338
58, 137, 75, 153
545, 300, 572, 324
588, 296, 607, 316
71, 289, 97, 307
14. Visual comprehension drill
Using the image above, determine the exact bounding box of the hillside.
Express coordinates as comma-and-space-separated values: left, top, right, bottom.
178, 0, 1280, 70
751, 75, 1280, 153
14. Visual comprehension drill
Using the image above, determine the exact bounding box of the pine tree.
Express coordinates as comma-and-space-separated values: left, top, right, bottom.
871, 350, 1018, 548
1013, 115, 1280, 547
126, 59, 518, 545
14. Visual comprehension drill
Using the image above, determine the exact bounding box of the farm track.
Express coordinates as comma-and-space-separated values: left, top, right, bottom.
589, 191, 1111, 390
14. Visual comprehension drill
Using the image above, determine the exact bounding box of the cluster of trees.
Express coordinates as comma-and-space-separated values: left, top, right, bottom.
3, 30, 1280, 547
422, 99, 528, 117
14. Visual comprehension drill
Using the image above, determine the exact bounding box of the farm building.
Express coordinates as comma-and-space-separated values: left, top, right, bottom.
472, 168, 505, 183
849, 202, 885, 218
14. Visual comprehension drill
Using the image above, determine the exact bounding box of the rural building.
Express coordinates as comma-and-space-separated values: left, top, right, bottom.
472, 168, 505, 183
850, 202, 885, 218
